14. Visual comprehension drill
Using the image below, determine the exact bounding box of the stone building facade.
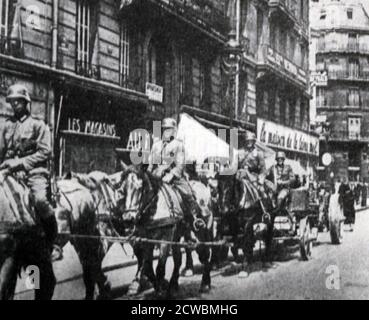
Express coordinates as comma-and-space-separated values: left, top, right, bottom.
310, 0, 369, 182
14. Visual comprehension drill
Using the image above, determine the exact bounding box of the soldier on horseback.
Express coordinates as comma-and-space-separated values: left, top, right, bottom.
266, 151, 295, 213
147, 117, 200, 219
234, 131, 268, 201
0, 84, 58, 248
0, 84, 58, 299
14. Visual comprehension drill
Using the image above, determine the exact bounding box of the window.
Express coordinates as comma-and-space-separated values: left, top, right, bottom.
348, 58, 359, 78
76, 0, 90, 73
179, 52, 192, 105
317, 87, 327, 107
119, 21, 130, 88
348, 33, 358, 50
348, 117, 361, 140
0, 0, 22, 56
289, 35, 296, 62
300, 101, 306, 129
0, 0, 9, 40
320, 10, 326, 20
347, 88, 360, 107
347, 8, 353, 20
76, 0, 99, 78
288, 97, 296, 127
279, 93, 287, 125
199, 60, 211, 110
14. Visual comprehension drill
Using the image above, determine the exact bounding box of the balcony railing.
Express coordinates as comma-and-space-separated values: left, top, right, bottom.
258, 45, 308, 86
328, 69, 369, 81
328, 130, 365, 142
76, 61, 101, 80
268, 0, 308, 35
0, 35, 23, 57
121, 0, 228, 37
317, 42, 369, 54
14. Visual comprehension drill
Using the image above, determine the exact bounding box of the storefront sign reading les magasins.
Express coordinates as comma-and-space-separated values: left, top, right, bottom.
67, 117, 117, 137
257, 119, 319, 157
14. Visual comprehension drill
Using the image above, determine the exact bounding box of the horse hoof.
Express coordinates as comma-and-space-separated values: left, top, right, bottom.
238, 271, 249, 278
200, 284, 211, 293
127, 280, 141, 297
98, 281, 112, 300
183, 269, 194, 277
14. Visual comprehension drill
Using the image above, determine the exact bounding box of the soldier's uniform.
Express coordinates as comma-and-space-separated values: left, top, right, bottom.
147, 118, 198, 218
0, 85, 56, 244
235, 132, 268, 200
0, 83, 56, 300
266, 152, 294, 210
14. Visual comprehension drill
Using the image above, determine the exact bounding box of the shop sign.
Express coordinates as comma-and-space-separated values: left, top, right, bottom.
257, 118, 319, 157
267, 47, 307, 85
67, 118, 117, 137
146, 82, 163, 103
126, 129, 151, 151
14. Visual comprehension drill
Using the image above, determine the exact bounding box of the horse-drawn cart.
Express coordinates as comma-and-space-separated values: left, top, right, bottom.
272, 188, 320, 260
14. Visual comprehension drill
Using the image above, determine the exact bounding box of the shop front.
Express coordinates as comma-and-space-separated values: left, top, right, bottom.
256, 118, 320, 181
54, 83, 148, 176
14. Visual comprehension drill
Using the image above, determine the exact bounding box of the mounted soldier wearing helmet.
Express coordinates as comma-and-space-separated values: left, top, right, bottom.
266, 151, 295, 212
234, 131, 268, 201
147, 117, 200, 218
0, 84, 57, 249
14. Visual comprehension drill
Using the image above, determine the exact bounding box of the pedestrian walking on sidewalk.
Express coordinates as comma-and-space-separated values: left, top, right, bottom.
361, 182, 367, 207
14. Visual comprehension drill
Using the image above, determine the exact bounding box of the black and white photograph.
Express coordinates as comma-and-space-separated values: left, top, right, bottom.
0, 0, 368, 302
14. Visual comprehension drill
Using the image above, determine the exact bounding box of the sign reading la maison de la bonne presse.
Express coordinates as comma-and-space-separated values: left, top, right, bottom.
257, 119, 319, 157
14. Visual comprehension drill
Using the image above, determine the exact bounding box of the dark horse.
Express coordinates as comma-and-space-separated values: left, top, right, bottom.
216, 173, 274, 277
119, 165, 214, 297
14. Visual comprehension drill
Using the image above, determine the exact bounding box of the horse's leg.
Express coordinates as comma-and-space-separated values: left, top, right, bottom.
230, 214, 240, 263
155, 243, 170, 297
34, 255, 56, 300
263, 213, 275, 266
169, 229, 183, 295
0, 257, 18, 300
74, 238, 99, 300
183, 246, 194, 277
196, 242, 211, 293
239, 214, 255, 278
141, 244, 156, 289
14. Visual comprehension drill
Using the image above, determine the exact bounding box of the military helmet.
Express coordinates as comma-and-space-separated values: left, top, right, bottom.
162, 117, 177, 129
245, 131, 257, 141
276, 151, 286, 160
6, 84, 31, 103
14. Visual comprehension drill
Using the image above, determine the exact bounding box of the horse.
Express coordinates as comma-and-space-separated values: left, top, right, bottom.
0, 170, 55, 300
55, 176, 114, 300
119, 165, 214, 297
216, 172, 275, 277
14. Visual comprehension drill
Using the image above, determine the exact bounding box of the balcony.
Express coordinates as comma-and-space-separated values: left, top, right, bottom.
76, 61, 101, 80
317, 42, 369, 54
268, 0, 309, 38
327, 70, 369, 82
119, 0, 228, 41
327, 130, 366, 142
257, 45, 308, 89
0, 35, 23, 58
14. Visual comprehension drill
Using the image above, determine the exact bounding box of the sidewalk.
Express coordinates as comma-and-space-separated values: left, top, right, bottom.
355, 204, 369, 212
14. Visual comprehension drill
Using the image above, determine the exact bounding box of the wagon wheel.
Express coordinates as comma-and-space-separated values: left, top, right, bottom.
299, 217, 312, 261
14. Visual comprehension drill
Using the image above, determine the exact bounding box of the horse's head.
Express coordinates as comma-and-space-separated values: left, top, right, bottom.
216, 173, 240, 215
118, 165, 158, 225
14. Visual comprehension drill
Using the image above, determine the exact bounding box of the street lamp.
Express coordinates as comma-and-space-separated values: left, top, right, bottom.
222, 29, 244, 130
